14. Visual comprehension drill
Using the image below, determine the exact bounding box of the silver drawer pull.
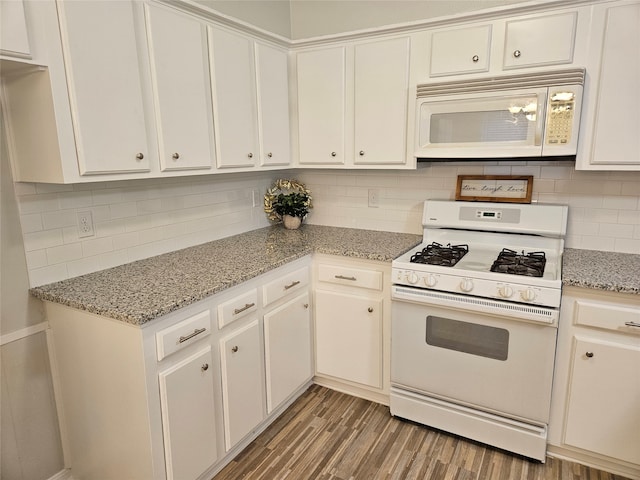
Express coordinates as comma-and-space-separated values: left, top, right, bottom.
233, 302, 255, 315
178, 327, 206, 344
624, 321, 640, 328
284, 280, 300, 290
335, 275, 357, 281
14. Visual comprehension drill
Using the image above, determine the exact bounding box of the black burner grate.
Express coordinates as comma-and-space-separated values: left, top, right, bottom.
490, 249, 546, 277
410, 242, 469, 267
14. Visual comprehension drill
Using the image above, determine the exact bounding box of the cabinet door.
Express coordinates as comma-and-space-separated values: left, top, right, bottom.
158, 347, 217, 480
56, 0, 152, 174
429, 25, 491, 77
209, 27, 259, 169
564, 337, 640, 465
353, 37, 410, 165
264, 292, 312, 413
220, 320, 265, 451
1, 0, 31, 58
144, 4, 214, 172
587, 2, 640, 167
297, 47, 345, 165
503, 13, 577, 69
315, 290, 382, 388
256, 43, 291, 167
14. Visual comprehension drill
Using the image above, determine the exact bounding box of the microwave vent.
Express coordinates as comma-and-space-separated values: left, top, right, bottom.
417, 68, 585, 98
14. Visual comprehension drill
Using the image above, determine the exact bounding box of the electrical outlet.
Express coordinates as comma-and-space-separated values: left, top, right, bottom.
368, 189, 379, 208
77, 211, 94, 238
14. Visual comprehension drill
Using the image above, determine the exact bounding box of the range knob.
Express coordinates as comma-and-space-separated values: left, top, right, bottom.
424, 274, 437, 287
520, 288, 537, 302
460, 278, 474, 293
406, 272, 419, 285
498, 285, 514, 298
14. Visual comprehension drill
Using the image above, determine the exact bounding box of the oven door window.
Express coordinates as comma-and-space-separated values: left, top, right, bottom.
426, 315, 509, 361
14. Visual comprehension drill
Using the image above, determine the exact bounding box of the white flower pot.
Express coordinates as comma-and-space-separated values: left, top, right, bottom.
283, 215, 302, 230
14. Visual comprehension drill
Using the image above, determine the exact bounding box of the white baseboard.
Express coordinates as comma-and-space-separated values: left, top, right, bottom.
47, 468, 74, 480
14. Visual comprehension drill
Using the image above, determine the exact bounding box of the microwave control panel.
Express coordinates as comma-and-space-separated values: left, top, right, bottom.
545, 91, 576, 145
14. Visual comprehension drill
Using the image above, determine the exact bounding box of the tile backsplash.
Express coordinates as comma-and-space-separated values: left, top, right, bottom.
15, 161, 640, 287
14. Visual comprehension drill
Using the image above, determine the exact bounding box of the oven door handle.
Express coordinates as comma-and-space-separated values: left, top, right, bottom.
392, 285, 558, 326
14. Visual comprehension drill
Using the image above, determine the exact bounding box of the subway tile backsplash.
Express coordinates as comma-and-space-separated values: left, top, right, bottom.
15, 161, 640, 287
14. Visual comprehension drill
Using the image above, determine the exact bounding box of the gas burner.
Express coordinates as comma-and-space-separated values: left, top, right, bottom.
490, 249, 546, 277
410, 242, 469, 267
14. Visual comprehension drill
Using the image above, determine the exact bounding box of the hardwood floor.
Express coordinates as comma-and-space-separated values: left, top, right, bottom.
213, 385, 631, 480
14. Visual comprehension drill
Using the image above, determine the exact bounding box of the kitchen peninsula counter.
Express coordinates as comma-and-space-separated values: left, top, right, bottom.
30, 225, 422, 326
562, 248, 640, 295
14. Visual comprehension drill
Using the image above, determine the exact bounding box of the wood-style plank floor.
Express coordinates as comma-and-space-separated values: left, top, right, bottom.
213, 385, 630, 480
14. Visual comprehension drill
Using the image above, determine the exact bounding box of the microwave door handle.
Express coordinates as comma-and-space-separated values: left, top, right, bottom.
534, 93, 547, 146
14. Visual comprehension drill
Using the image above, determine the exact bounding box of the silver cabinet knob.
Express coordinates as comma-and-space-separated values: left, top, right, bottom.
201, 363, 209, 372
248, 153, 253, 158
172, 153, 180, 160
135, 153, 144, 160
231, 346, 239, 353
331, 152, 337, 157
359, 150, 365, 156
472, 55, 479, 62
585, 351, 594, 358
267, 152, 273, 158
513, 50, 521, 58
367, 307, 374, 313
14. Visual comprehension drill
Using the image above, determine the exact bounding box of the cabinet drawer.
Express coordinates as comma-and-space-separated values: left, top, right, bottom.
318, 264, 382, 291
263, 267, 309, 306
574, 300, 640, 335
218, 289, 258, 329
156, 310, 211, 361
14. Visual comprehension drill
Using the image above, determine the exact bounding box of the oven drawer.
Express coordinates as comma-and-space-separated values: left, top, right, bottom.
318, 264, 382, 291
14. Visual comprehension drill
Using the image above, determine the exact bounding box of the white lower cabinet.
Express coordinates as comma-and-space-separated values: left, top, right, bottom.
158, 347, 217, 480
264, 292, 312, 413
549, 287, 640, 478
219, 320, 266, 451
313, 255, 390, 403
45, 256, 313, 479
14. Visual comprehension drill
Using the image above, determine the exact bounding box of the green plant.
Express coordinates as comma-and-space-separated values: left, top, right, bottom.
272, 191, 310, 218
264, 179, 313, 222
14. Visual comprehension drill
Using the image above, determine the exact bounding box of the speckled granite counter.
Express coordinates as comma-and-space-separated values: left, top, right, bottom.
562, 248, 640, 295
30, 225, 422, 326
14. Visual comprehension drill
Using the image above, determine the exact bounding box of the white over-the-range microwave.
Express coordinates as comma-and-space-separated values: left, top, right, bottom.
415, 68, 585, 159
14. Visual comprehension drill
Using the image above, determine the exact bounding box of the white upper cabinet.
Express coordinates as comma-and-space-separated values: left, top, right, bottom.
503, 13, 577, 69
0, 0, 31, 58
427, 11, 578, 78
255, 43, 291, 167
353, 37, 410, 166
429, 25, 491, 77
296, 46, 346, 165
577, 0, 640, 170
56, 0, 153, 175
208, 26, 259, 169
296, 37, 411, 168
144, 4, 214, 172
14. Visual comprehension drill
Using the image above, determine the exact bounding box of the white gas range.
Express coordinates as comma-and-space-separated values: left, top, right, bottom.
390, 199, 568, 462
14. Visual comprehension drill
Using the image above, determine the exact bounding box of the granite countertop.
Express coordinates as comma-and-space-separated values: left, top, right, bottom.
30, 225, 422, 326
562, 248, 640, 295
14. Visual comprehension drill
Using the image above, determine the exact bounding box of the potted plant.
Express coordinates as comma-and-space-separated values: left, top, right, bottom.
264, 179, 312, 229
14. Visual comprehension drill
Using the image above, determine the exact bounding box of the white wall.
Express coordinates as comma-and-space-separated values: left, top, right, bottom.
289, 0, 529, 39
16, 172, 279, 287
194, 0, 292, 37
14, 162, 640, 288
296, 162, 640, 252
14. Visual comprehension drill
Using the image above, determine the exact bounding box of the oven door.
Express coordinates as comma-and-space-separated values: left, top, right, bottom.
391, 289, 557, 424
